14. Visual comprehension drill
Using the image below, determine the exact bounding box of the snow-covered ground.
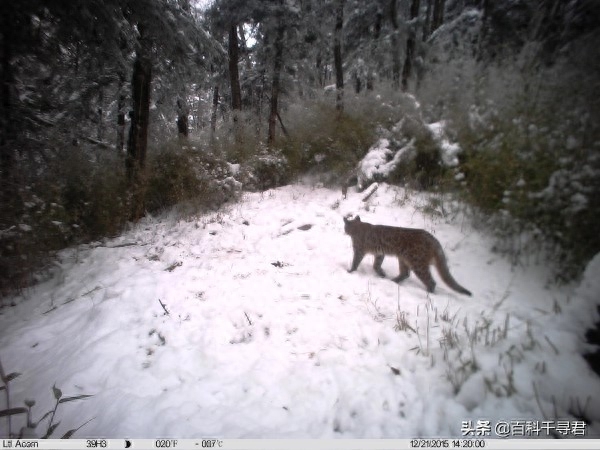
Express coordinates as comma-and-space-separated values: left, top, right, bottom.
1, 182, 599, 439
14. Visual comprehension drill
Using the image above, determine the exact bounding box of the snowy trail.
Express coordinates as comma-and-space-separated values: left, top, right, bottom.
1, 183, 599, 438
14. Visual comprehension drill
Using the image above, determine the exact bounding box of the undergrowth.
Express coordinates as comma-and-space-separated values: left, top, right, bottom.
0, 139, 238, 298
280, 101, 375, 178
419, 49, 600, 282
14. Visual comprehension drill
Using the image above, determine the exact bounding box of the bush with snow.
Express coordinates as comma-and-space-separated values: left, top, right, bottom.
356, 116, 464, 191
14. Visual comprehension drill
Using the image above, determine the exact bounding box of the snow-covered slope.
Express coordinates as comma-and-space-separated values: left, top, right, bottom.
1, 183, 599, 438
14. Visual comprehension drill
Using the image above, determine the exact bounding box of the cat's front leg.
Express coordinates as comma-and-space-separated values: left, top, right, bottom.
348, 250, 365, 272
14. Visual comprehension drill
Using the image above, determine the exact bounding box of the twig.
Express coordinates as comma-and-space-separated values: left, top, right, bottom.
82, 136, 111, 149
544, 335, 559, 355
276, 112, 289, 137
244, 312, 253, 326
105, 242, 140, 248
158, 299, 169, 316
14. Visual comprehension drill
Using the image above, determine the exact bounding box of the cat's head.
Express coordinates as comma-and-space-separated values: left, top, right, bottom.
343, 215, 361, 234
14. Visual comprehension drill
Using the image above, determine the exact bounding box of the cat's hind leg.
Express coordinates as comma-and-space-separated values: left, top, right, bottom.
412, 265, 436, 293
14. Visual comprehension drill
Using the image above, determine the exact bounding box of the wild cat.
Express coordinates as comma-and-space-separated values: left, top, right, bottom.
343, 216, 472, 296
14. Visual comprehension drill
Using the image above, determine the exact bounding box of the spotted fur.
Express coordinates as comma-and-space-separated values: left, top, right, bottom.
344, 216, 472, 296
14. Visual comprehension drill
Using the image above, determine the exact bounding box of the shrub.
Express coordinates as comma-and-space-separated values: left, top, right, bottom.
280, 101, 376, 179
206, 111, 264, 165
0, 146, 130, 297
421, 57, 600, 280
0, 139, 241, 297
386, 117, 448, 190
530, 148, 600, 281
145, 140, 241, 212
234, 147, 290, 191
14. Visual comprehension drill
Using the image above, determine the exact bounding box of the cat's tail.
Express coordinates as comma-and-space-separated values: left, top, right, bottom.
434, 249, 472, 296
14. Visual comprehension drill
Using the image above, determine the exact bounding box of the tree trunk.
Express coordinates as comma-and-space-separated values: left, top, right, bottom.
390, 0, 401, 89
367, 6, 383, 91
97, 89, 104, 141
117, 76, 126, 154
354, 71, 361, 94
126, 54, 151, 186
316, 52, 323, 87
176, 98, 188, 138
423, 0, 432, 40
401, 0, 420, 92
333, 0, 345, 113
482, 0, 491, 22
268, 15, 285, 146
228, 24, 242, 120
0, 4, 15, 207
127, 55, 151, 178
431, 0, 445, 34
116, 33, 128, 155
210, 85, 219, 135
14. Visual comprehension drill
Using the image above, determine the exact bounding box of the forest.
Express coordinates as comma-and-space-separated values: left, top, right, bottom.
1, 0, 599, 292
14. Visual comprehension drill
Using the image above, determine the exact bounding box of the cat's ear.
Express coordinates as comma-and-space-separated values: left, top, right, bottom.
355, 215, 361, 222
